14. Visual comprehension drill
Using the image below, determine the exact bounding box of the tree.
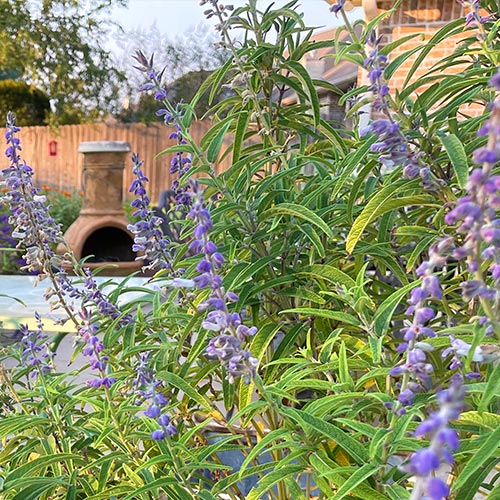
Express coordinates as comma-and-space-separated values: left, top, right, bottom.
0, 0, 127, 125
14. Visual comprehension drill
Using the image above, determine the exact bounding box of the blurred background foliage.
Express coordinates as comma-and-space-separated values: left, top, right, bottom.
0, 0, 127, 125
0, 80, 50, 126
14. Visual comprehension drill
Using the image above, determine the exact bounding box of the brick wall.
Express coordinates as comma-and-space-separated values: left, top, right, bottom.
357, 1, 489, 116
375, 0, 466, 92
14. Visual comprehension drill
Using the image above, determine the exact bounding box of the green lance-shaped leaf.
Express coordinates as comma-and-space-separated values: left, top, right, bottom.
280, 307, 361, 327
368, 336, 384, 364
204, 56, 233, 106
296, 264, 356, 288
0, 416, 49, 437
205, 118, 233, 164
329, 462, 381, 500
122, 478, 190, 500
452, 424, 500, 492
246, 465, 304, 500
439, 133, 469, 189
297, 223, 326, 257
250, 323, 281, 364
239, 428, 291, 476
10, 481, 64, 500
281, 407, 369, 464
459, 411, 500, 430
65, 470, 78, 500
212, 462, 279, 496
346, 183, 434, 254
231, 109, 249, 165
479, 362, 500, 412
317, 118, 348, 152
239, 377, 255, 408
155, 143, 196, 159
338, 341, 353, 388
85, 486, 138, 500
310, 453, 389, 500
4, 477, 68, 499
225, 255, 276, 291
372, 280, 422, 337
401, 17, 466, 90
406, 236, 435, 272
454, 457, 499, 500
285, 60, 320, 126
259, 202, 333, 238
479, 466, 500, 500
5, 454, 85, 484
158, 371, 212, 411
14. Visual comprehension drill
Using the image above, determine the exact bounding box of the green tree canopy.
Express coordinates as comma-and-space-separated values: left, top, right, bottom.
0, 0, 127, 125
0, 80, 50, 126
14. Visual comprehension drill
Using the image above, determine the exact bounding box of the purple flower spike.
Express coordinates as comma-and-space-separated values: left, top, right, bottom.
408, 448, 441, 475
144, 405, 161, 419
427, 477, 450, 500
17, 313, 54, 378
151, 429, 166, 441
2, 119, 130, 384
330, 0, 345, 14
361, 35, 431, 183
133, 352, 177, 441
78, 309, 116, 389
132, 51, 193, 210
392, 246, 443, 407
127, 153, 174, 272
187, 180, 258, 384
406, 376, 464, 499
490, 70, 500, 91
398, 388, 415, 406
463, 0, 495, 29
1, 113, 73, 285
443, 84, 500, 307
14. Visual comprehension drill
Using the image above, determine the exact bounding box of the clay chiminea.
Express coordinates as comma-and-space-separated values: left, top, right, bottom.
57, 141, 142, 276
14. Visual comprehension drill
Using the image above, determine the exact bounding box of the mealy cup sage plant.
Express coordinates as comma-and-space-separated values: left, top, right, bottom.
0, 1, 500, 499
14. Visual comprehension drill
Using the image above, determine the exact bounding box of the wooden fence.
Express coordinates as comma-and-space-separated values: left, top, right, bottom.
3, 121, 231, 204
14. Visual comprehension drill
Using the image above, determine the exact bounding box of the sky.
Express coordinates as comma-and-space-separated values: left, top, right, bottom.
111, 0, 363, 39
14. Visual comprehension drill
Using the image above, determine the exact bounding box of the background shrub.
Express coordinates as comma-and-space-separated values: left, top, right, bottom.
39, 185, 82, 233
0, 186, 81, 274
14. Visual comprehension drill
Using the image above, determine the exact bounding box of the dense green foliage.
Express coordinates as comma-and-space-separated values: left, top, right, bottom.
0, 80, 50, 126
42, 187, 83, 234
1, 1, 500, 499
0, 0, 126, 124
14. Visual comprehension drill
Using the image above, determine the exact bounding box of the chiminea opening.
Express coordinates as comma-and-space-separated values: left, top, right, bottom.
82, 227, 136, 263
57, 141, 143, 276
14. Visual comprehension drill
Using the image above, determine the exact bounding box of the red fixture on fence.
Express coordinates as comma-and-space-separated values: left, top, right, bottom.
48, 140, 57, 157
